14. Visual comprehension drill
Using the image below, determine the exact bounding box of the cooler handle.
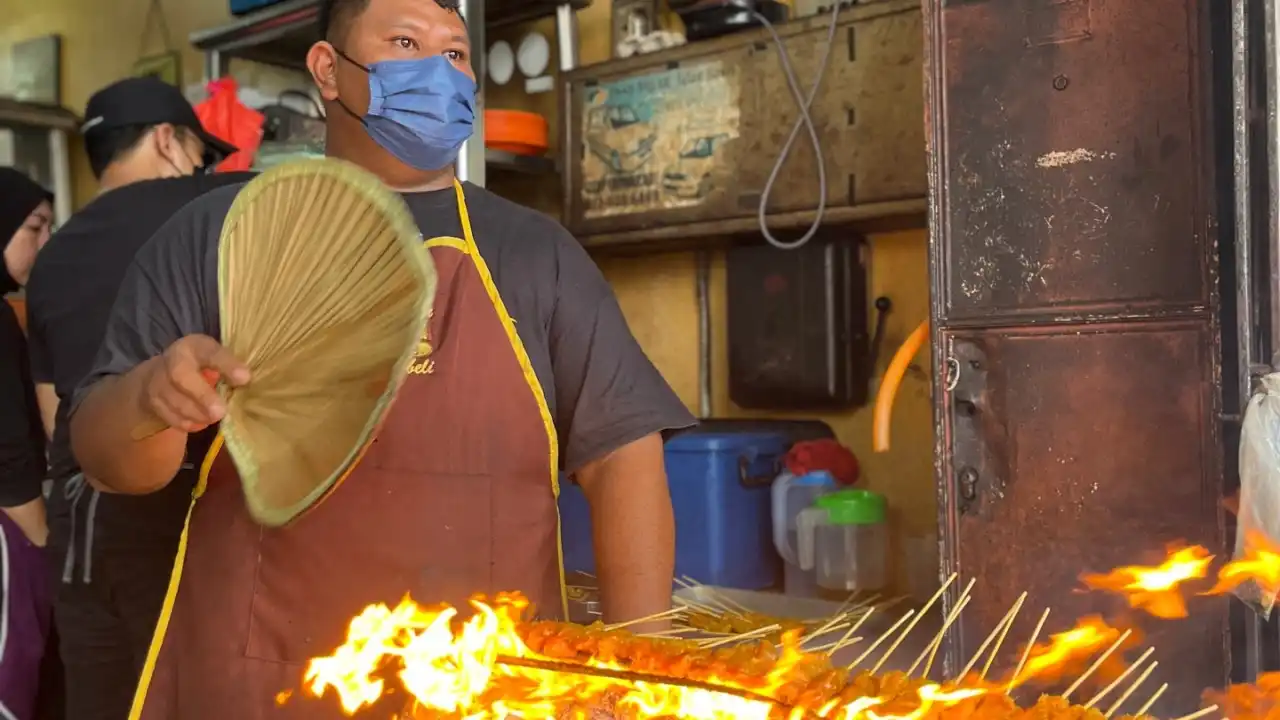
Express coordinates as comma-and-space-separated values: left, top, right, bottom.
738, 455, 782, 488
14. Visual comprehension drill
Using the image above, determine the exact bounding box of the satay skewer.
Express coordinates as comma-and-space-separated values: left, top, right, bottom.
911, 589, 967, 676
1167, 706, 1218, 720
869, 575, 965, 675
848, 609, 915, 669
1134, 683, 1168, 717
604, 607, 686, 631
698, 623, 780, 648
827, 608, 876, 657
1061, 628, 1134, 700
959, 592, 1026, 680
1006, 608, 1051, 694
1104, 661, 1158, 719
1084, 648, 1155, 709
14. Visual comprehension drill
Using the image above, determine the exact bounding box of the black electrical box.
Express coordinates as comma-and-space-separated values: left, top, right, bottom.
726, 235, 870, 410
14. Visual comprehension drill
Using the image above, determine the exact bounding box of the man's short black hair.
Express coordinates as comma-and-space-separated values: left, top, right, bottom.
319, 0, 462, 44
85, 123, 190, 179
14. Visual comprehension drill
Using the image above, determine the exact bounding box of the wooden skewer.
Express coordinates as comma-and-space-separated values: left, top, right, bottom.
1061, 628, 1134, 700
682, 575, 753, 615
802, 620, 853, 647
804, 613, 852, 642
698, 623, 780, 648
1104, 661, 1158, 719
828, 608, 876, 657
848, 609, 915, 669
959, 592, 1026, 680
1005, 608, 1050, 694
910, 593, 971, 678
604, 606, 686, 631
672, 578, 743, 617
869, 575, 964, 675
673, 598, 722, 616
1084, 648, 1155, 709
1134, 683, 1168, 718
808, 637, 863, 653
637, 627, 699, 638
981, 594, 1028, 682
1167, 706, 1218, 720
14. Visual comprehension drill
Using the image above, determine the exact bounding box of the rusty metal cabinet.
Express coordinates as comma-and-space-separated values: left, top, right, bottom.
926, 0, 1226, 714
560, 0, 926, 250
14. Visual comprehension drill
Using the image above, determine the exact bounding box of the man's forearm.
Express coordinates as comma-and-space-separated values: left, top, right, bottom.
2, 498, 47, 547
578, 433, 675, 630
71, 358, 187, 495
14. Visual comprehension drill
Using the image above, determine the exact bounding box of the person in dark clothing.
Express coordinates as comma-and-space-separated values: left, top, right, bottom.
0, 167, 55, 720
23, 77, 238, 720
70, 0, 689, 716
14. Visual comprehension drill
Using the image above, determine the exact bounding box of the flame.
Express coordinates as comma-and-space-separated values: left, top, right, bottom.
302, 592, 995, 719
1204, 671, 1280, 720
1011, 616, 1123, 687
1205, 531, 1280, 600
1081, 545, 1214, 619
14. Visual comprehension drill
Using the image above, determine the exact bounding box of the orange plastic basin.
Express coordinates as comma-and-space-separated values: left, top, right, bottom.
484, 109, 549, 157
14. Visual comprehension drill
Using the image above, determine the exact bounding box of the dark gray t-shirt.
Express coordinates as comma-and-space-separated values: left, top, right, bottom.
73, 181, 694, 473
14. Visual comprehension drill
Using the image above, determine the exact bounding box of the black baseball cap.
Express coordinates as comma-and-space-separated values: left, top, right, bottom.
80, 77, 238, 162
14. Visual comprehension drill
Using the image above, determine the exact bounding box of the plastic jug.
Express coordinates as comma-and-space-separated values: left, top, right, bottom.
772, 470, 837, 597
797, 489, 888, 592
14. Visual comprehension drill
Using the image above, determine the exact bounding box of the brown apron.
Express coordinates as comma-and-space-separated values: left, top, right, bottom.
129, 182, 566, 720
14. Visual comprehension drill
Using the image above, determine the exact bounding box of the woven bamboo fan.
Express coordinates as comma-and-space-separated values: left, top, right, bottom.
217, 158, 435, 527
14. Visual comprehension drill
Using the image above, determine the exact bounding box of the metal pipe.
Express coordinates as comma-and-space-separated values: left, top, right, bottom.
1233, 0, 1264, 682
47, 129, 71, 226
555, 3, 580, 72
1238, 0, 1257, 406
1266, 0, 1280, 357
696, 252, 713, 418
457, 0, 486, 187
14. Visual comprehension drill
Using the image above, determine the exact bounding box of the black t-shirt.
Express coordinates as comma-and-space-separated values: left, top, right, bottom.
0, 302, 45, 508
26, 173, 254, 544
74, 180, 694, 478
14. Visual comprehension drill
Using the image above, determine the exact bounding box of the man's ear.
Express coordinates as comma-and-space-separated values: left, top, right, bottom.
308, 41, 341, 101
150, 123, 178, 152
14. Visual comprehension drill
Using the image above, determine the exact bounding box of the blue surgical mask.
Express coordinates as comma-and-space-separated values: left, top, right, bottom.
335, 50, 477, 171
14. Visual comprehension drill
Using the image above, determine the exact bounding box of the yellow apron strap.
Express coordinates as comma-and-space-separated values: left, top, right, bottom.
128, 433, 224, 720
451, 180, 568, 620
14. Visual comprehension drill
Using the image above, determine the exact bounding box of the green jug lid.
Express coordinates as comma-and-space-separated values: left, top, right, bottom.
815, 489, 887, 525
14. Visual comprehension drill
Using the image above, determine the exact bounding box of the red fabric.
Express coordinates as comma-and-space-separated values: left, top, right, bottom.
784, 439, 860, 486
193, 78, 264, 172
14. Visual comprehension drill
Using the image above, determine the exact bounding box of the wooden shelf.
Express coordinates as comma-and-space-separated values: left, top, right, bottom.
190, 0, 590, 71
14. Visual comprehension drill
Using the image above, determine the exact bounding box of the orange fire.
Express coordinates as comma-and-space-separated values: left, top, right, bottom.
1081, 546, 1214, 619
1206, 531, 1280, 601
301, 592, 1003, 719
1204, 671, 1280, 720
1011, 616, 1125, 688
1081, 532, 1280, 617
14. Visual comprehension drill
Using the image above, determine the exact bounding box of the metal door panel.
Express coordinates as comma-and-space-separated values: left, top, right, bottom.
936, 0, 1209, 319
939, 321, 1225, 716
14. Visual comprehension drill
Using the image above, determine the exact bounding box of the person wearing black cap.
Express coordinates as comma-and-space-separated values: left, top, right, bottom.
78, 76, 237, 191
23, 76, 244, 720
0, 167, 54, 720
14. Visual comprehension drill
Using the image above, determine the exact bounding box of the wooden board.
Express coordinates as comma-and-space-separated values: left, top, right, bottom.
561, 0, 926, 247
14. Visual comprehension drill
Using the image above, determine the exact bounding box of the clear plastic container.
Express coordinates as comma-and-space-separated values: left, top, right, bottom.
771, 470, 837, 597
796, 489, 888, 592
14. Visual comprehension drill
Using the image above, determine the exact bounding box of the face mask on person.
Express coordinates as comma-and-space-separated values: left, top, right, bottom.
334, 50, 477, 172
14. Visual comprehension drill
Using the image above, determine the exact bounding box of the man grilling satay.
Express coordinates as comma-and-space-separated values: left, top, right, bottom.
69, 0, 692, 717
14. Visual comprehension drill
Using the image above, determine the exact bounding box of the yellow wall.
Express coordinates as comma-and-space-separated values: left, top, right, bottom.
1, 0, 936, 596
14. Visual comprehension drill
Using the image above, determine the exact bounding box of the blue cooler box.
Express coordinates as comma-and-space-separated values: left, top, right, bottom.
559, 431, 787, 590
